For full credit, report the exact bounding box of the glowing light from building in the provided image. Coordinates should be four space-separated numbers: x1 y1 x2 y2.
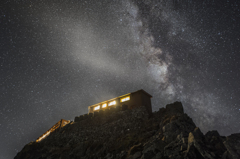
108 101 116 106
36 119 70 142
102 103 107 108
121 96 130 102
37 131 50 142
94 105 100 110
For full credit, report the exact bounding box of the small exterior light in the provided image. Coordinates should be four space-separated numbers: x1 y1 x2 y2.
121 96 130 102
108 101 116 106
102 103 107 108
94 105 100 110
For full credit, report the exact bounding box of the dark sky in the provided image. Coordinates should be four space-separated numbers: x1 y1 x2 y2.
1 0 240 158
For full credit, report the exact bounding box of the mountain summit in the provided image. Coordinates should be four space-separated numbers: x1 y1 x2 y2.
15 102 240 159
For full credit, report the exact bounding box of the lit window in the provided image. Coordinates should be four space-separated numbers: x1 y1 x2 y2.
94 105 100 110
108 101 116 106
102 103 107 108
121 96 130 102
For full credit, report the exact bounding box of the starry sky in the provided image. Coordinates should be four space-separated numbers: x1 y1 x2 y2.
1 0 240 158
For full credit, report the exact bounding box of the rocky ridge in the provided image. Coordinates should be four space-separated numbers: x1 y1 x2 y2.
15 102 240 159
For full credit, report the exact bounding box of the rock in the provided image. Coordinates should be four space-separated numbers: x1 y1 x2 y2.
205 130 220 140
105 153 114 159
132 151 141 159
205 130 227 158
223 133 240 159
128 143 143 156
164 139 182 157
152 152 163 159
188 127 204 146
14 101 240 159
187 127 216 159
222 151 232 159
71 143 88 157
116 151 127 159
181 144 188 151
166 101 184 114
163 121 181 143
185 144 205 159
140 150 155 159
162 115 196 143
142 139 166 155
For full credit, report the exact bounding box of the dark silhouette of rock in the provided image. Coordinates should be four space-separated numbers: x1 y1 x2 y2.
166 101 184 114
205 130 227 158
223 133 240 159
14 101 240 159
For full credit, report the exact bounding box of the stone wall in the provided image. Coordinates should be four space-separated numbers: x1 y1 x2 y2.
74 104 137 122
15 102 240 159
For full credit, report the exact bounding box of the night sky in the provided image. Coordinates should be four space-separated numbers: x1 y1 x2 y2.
1 0 240 158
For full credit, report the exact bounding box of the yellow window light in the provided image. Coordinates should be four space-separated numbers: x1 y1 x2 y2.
94 105 100 110
102 103 107 108
108 101 116 106
121 96 130 102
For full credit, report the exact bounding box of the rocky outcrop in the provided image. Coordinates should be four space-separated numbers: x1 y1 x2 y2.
223 133 240 159
14 101 240 159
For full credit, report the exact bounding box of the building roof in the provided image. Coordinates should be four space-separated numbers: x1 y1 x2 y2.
88 89 152 109
132 89 152 98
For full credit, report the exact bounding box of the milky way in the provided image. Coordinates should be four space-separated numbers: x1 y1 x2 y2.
1 1 240 158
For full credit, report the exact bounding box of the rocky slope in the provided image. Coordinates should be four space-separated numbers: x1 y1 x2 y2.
15 102 240 159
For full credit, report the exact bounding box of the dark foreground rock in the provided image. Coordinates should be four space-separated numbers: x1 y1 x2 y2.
15 101 240 159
